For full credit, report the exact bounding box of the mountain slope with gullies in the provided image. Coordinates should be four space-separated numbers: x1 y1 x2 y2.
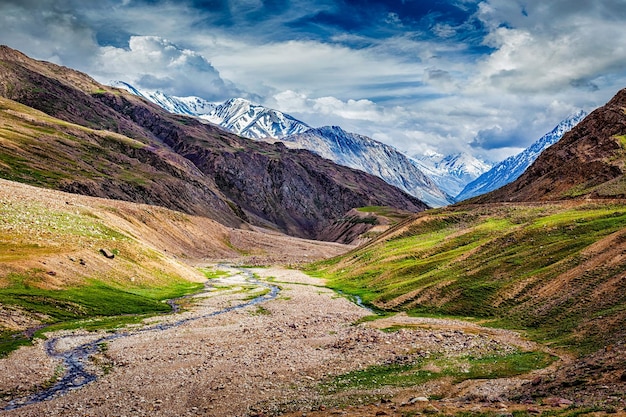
471 89 626 203
311 200 626 404
0 45 427 240
278 126 454 207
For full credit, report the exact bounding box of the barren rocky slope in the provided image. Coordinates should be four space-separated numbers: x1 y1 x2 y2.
0 179 348 342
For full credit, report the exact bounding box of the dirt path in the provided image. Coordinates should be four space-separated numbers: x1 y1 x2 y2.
0 266 566 417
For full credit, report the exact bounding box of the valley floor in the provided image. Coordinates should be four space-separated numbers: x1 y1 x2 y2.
1 265 612 417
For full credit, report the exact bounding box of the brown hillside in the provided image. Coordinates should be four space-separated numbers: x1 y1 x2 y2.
473 88 626 203
0 45 427 240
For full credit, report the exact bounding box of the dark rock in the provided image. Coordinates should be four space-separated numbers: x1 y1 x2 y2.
99 248 115 259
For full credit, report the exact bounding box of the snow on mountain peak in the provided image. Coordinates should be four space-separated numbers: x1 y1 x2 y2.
108 82 309 139
456 110 588 201
281 126 455 208
411 152 493 197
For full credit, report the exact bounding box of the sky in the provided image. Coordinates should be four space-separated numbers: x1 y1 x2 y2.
1 0 626 162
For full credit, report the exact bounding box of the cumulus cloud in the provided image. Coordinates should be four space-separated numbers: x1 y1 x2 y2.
94 36 240 99
271 90 392 122
0 0 100 66
471 0 626 95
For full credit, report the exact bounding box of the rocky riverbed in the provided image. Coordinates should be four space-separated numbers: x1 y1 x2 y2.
0 266 575 417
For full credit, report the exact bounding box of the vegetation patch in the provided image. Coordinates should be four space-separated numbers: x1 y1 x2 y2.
309 202 626 354
321 350 555 393
199 268 231 279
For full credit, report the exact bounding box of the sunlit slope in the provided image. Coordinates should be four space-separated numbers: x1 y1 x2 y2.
311 201 626 353
0 96 239 224
0 178 242 355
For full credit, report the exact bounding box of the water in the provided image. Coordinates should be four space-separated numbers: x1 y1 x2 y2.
4 267 279 411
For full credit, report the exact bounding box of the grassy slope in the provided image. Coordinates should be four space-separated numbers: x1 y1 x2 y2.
309 201 626 354
0 96 147 188
0 178 241 356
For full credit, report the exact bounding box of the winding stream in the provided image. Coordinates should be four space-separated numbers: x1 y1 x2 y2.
5 267 279 411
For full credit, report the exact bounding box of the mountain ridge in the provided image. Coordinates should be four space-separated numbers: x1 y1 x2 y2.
278 125 455 207
457 110 587 201
472 90 626 203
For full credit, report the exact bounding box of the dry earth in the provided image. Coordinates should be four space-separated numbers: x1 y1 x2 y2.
0 265 602 417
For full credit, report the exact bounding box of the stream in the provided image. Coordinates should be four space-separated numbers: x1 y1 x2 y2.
4 267 279 411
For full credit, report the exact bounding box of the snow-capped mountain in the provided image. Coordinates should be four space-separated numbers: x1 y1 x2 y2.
412 152 492 197
456 110 588 201
279 126 455 207
109 81 217 115
200 98 310 139
109 81 309 139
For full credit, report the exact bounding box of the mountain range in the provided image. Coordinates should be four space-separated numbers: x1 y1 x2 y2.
110 82 459 206
411 151 493 197
111 81 588 206
110 81 310 139
457 110 588 201
0 45 427 241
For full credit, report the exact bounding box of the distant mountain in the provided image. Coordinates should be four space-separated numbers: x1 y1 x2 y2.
457 111 587 201
110 82 310 139
411 152 492 197
278 126 455 208
110 81 217 116
472 91 626 203
200 98 311 139
112 82 453 207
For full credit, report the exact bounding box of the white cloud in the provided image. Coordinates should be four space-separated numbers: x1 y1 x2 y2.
271 90 393 123
202 38 421 100
93 36 240 99
1 0 626 163
471 0 626 95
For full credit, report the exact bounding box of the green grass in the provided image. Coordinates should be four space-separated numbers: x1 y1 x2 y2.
321 350 555 393
0 277 204 357
198 268 231 279
308 202 626 354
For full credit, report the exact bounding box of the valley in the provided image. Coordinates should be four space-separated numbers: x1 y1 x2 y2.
1 180 624 416
1 45 626 416
0 262 563 417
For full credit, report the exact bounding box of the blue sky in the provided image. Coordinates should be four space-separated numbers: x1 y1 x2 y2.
1 0 626 161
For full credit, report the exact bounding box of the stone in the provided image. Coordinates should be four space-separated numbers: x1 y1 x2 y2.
409 397 429 404
100 248 115 259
